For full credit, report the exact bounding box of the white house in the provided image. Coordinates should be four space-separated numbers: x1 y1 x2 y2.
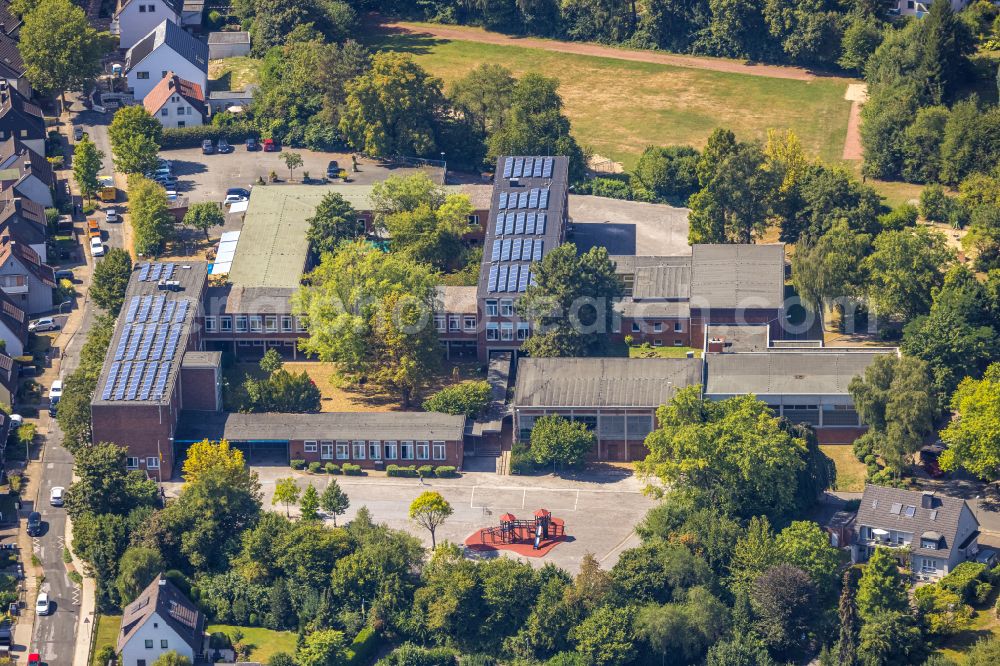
117 575 206 666
0 138 54 208
0 238 53 314
894 0 968 18
143 72 205 128
0 287 27 358
125 20 208 102
113 0 181 51
0 188 49 262
0 83 44 157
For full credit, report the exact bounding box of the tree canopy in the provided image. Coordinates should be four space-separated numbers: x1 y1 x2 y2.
89 248 132 315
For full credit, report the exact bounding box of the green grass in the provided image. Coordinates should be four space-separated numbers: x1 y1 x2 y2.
607 341 701 358
820 444 867 492
936 586 1000 663
91 615 122 666
363 29 855 168
207 57 261 92
206 625 298 663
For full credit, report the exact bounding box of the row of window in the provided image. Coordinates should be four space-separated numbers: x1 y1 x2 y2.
434 315 477 332
486 322 529 341
142 640 169 650
161 105 194 117
484 299 514 317
518 414 654 442
126 457 159 469
204 315 305 334
303 439 447 461
631 322 684 333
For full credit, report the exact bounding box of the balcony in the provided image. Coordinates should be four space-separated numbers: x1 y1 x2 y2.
0 283 28 295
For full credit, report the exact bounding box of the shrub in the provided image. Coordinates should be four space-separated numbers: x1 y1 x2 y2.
387 464 417 477
418 464 434 476
342 464 362 476
941 562 988 602
510 442 536 475
422 381 491 418
586 176 632 200
345 627 380 666
996 592 1000 617
95 646 116 666
248 612 259 626
161 123 255 149
324 462 340 474
843 498 861 512
919 183 950 223
290 459 305 470
853 432 876 461
435 466 457 478
308 461 322 473
976 581 993 605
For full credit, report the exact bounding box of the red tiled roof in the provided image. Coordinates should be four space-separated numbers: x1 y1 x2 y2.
143 71 206 118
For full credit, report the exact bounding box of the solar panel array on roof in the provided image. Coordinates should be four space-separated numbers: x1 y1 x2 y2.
136 262 179 283
497 188 550 210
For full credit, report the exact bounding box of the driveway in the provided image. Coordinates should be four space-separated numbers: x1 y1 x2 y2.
174 467 657 572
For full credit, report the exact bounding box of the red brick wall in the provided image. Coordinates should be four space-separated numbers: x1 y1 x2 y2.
288 437 464 469
612 316 692 347
91 401 178 479
180 366 220 411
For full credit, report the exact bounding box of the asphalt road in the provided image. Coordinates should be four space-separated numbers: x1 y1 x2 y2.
73 107 125 253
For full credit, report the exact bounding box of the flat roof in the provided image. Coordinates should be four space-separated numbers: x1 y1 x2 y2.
703 349 896 396
706 324 770 352
514 357 703 408
175 410 467 442
690 244 786 310
434 285 477 315
93 262 207 406
568 195 691 257
181 350 221 369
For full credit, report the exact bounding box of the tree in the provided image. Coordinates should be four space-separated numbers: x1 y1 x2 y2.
775 520 840 599
259 348 283 375
306 193 362 256
280 152 303 181
486 72 587 182
266 580 296 631
529 415 595 469
299 484 320 521
838 13 883 73
319 479 349 526
409 491 452 549
422 381 491 418
920 183 951 223
109 106 163 158
294 241 440 407
65 442 158 519
571 606 636 666
112 133 161 176
635 587 729 665
450 63 516 135
18 0 111 107
857 610 926 666
73 136 103 202
182 203 225 240
915 582 973 636
182 439 249 487
863 226 955 321
385 195 474 272
295 629 346 666
706 631 777 666
791 219 871 310
128 176 175 257
151 651 192 666
967 638 1000 666
728 515 778 594
750 564 818 659
89 248 132 315
272 477 300 517
242 369 321 413
837 568 861 666
517 244 623 357
939 364 1000 480
369 172 445 228
919 0 974 104
630 145 701 205
856 547 909 620
115 546 165 605
340 52 444 158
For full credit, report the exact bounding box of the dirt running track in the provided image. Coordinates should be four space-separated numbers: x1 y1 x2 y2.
374 19 817 81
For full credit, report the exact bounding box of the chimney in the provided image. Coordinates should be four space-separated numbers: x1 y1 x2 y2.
921 491 935 509
707 337 725 354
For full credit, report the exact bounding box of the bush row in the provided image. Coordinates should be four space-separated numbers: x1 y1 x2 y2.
386 464 458 478
941 561 988 602
161 123 256 149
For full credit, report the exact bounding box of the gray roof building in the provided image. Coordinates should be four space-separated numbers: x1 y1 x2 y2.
118 574 204 655
434 285 477 315
633 263 691 300
704 350 895 396
513 357 703 408
125 20 208 75
690 243 786 310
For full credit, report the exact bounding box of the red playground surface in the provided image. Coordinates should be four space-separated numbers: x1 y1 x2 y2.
464 509 569 558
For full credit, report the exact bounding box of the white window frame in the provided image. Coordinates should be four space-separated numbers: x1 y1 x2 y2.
304 440 317 453
500 322 513 341
235 315 247 332
352 440 366 460
653 322 663 333
220 316 232 332
250 316 263 332
281 316 293 332
336 441 349 460
296 317 307 332
384 441 397 459
464 316 476 331
369 441 382 460
401 441 414 460
434 315 445 331
486 300 498 317
147 457 159 469
674 322 683 333
432 441 445 460
416 441 430 460
517 322 529 340
320 441 333 460
204 316 216 332
486 323 499 341
449 317 460 332
126 457 139 469
264 315 277 332
500 299 514 316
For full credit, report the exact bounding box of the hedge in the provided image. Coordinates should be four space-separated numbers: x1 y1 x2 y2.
290 459 305 470
308 461 322 473
418 464 434 476
342 463 363 476
941 562 987 602
435 466 457 478
161 123 255 149
387 464 418 477
325 462 340 474
345 628 379 666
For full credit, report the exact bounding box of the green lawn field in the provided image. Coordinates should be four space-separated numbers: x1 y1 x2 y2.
207 624 298 662
91 615 122 666
364 29 855 169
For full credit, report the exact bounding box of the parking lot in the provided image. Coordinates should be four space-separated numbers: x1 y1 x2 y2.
166 466 656 572
159 146 445 206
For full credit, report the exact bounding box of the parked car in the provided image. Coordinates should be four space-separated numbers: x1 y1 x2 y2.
87 218 100 238
49 379 62 403
326 160 340 178
73 126 83 141
26 512 41 537
165 190 178 200
223 188 250 205
217 138 232 153
105 207 119 224
8 414 21 429
90 236 105 257
50 487 64 507
262 138 277 152
54 269 74 281
201 139 215 155
28 318 58 333
34 593 49 616
154 174 177 186
246 137 259 151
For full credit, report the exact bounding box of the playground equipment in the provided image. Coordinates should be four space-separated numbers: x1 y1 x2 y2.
480 508 565 550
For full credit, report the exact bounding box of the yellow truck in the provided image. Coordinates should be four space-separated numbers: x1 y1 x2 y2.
97 175 116 203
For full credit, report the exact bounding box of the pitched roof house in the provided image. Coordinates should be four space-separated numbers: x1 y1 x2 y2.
118 574 206 666
125 20 208 102
853 485 981 580
0 238 54 314
113 0 182 50
0 286 28 358
143 72 205 128
0 137 54 207
0 189 48 261
0 31 28 97
0 82 44 157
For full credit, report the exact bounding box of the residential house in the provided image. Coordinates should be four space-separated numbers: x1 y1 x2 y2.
852 485 981 580
0 32 29 97
0 83 44 157
0 189 49 262
0 238 54 314
205 87 256 116
143 71 205 129
125 20 208 102
0 351 14 408
0 1 23 38
117 574 206 666
0 286 28 357
207 31 249 59
113 0 182 50
0 137 54 207
894 0 968 18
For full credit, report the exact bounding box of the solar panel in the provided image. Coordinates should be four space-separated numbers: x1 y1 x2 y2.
525 213 536 235
126 325 143 359
523 158 533 176
539 189 549 209
512 239 522 261
165 326 181 360
532 159 543 178
490 240 501 262
521 239 532 260
507 265 520 291
163 263 175 280
519 192 529 208
153 361 170 399
151 324 168 360
513 158 523 178
138 263 150 282
500 239 511 261
125 297 140 324
502 157 513 179
537 214 546 235
114 362 132 400
126 361 145 400
137 295 152 323
151 263 164 282
499 192 508 209
114 326 131 360
163 301 176 323
518 267 530 291
174 300 189 323
528 190 539 208
514 212 525 235
542 158 553 177
497 265 508 293
504 214 515 236
102 362 121 400
533 240 544 261
488 265 498 291
150 295 164 324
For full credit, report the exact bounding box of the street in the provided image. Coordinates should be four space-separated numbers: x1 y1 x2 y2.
73 109 126 252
